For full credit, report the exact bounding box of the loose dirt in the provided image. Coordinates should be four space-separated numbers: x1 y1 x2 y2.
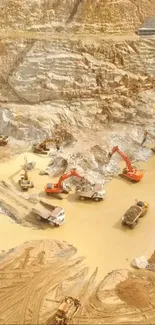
116 278 150 308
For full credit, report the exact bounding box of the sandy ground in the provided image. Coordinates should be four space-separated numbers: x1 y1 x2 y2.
0 239 155 324
0 149 155 282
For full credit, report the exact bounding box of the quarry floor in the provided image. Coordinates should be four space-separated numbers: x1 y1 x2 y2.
0 149 154 280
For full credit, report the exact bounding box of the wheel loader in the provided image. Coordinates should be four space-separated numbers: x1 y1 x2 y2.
122 200 149 229
18 165 34 191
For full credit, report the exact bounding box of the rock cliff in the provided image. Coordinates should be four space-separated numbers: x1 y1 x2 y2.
0 0 155 145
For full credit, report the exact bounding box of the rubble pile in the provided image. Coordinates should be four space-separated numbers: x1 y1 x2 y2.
53 124 77 147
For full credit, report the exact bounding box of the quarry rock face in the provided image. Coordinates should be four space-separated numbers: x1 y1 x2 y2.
0 1 155 149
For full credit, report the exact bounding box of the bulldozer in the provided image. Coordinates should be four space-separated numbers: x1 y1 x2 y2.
18 164 34 191
47 296 81 325
0 135 9 146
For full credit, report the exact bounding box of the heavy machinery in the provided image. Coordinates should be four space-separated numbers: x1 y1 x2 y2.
22 156 36 170
32 138 54 154
0 135 9 146
32 200 65 226
18 164 34 191
47 296 81 325
141 130 155 152
108 146 143 182
45 169 86 199
75 183 105 201
122 200 149 229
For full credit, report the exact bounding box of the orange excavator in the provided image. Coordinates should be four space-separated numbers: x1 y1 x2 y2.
108 146 143 182
45 169 86 199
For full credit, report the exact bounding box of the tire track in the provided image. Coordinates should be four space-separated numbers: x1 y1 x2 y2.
19 257 83 324
33 266 89 324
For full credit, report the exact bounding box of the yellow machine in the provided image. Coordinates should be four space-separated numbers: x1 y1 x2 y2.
32 138 57 154
18 164 34 191
122 200 149 229
47 296 81 325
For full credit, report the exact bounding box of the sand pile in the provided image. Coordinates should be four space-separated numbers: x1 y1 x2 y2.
116 278 150 308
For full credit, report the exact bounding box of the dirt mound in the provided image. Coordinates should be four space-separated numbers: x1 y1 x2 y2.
116 278 150 308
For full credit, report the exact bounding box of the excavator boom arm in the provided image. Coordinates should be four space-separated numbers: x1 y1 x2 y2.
57 169 84 188
109 146 133 172
141 130 155 146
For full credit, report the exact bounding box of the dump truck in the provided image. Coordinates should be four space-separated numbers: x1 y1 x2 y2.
31 200 65 226
46 296 81 325
122 201 149 228
75 183 105 201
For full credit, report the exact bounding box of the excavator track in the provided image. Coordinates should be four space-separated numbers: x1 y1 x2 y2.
46 193 63 200
119 173 139 183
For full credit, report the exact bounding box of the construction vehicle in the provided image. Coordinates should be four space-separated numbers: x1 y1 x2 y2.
22 156 36 170
47 296 81 325
141 130 155 152
122 200 149 229
76 183 105 201
32 200 65 226
18 164 34 191
108 146 143 182
45 169 86 199
0 135 9 146
32 138 54 154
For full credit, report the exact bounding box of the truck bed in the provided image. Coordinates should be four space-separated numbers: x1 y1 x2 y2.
32 201 62 220
123 205 141 223
76 183 103 198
